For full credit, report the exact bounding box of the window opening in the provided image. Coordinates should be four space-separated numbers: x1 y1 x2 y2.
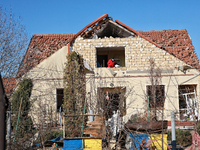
96 47 125 68
56 88 64 112
146 85 165 108
179 85 198 121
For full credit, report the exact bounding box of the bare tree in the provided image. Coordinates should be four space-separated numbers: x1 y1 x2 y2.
0 6 28 78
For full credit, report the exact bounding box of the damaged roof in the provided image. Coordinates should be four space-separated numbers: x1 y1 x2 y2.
73 14 199 69
17 14 199 78
138 30 199 69
17 33 74 78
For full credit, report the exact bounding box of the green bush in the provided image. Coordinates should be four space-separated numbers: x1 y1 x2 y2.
167 129 192 147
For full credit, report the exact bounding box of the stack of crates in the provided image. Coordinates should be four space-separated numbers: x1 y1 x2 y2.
63 137 102 150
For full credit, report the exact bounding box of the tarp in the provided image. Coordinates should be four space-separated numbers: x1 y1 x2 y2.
35 135 63 147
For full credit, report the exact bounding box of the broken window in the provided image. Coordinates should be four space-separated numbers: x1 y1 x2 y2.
146 85 165 108
97 87 126 120
179 85 198 121
96 47 125 68
56 88 64 112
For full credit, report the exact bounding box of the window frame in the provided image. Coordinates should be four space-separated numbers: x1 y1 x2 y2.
56 88 64 112
146 85 165 109
96 47 126 68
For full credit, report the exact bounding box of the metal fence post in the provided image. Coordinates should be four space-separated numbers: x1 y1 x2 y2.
171 112 176 150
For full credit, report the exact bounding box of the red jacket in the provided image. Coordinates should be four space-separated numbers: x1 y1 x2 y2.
107 59 115 68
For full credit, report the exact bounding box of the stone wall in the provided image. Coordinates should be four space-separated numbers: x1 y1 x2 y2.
73 36 186 71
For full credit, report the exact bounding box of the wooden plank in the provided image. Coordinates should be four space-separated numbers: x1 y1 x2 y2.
86 122 103 126
94 117 103 121
64 114 100 117
85 126 102 130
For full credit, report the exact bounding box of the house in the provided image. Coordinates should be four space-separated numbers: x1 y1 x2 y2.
2 78 16 99
17 14 200 126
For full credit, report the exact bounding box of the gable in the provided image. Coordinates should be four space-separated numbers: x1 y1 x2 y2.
17 33 74 78
72 15 199 70
24 46 69 79
73 35 187 71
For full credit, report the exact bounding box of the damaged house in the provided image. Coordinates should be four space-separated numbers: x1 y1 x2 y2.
17 14 200 128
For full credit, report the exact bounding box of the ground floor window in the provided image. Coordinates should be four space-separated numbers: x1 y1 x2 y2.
56 88 64 112
146 85 165 108
179 85 198 121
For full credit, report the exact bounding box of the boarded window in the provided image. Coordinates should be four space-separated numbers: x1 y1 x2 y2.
147 85 165 108
56 89 64 112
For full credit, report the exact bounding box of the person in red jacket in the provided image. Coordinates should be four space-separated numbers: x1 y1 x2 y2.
107 57 115 68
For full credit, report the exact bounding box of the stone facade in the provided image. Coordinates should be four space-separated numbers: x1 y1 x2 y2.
73 36 186 71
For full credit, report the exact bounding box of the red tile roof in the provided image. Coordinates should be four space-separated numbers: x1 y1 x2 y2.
138 29 199 69
17 33 75 78
2 78 16 94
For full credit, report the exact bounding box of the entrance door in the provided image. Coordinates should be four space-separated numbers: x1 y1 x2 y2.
97 87 126 120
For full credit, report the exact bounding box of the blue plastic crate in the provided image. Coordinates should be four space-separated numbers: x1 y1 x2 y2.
63 138 83 150
130 134 149 150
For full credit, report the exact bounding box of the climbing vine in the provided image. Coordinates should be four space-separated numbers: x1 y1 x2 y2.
63 51 86 137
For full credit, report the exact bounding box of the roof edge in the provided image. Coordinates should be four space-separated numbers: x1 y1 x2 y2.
69 14 108 43
33 33 75 37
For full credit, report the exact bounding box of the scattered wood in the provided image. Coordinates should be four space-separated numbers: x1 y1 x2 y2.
64 114 100 117
84 116 106 138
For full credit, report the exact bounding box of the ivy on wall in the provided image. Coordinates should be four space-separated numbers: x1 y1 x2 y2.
12 78 34 139
63 51 86 137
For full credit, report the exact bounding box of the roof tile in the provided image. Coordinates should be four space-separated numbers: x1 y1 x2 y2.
138 29 199 69
2 78 16 94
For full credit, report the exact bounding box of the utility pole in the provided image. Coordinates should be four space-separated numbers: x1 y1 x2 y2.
171 112 176 150
0 74 7 150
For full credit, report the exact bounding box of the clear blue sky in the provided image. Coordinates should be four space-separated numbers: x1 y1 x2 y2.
1 0 200 59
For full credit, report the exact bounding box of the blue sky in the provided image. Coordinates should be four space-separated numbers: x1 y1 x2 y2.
1 0 200 59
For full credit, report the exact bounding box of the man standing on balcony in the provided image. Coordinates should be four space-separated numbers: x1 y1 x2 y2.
107 57 115 68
